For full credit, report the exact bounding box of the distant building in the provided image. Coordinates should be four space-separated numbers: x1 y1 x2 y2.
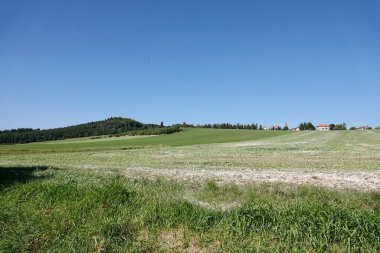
357 126 370 130
316 124 330 131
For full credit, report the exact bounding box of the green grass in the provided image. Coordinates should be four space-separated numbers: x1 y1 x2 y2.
0 128 291 152
1 130 380 171
1 129 380 252
1 167 379 252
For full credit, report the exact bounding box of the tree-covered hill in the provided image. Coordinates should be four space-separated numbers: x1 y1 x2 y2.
0 117 177 144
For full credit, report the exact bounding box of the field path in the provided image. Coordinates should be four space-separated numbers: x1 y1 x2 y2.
124 168 380 191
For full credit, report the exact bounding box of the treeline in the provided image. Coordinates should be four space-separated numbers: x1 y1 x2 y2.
175 122 291 130
0 117 165 144
177 122 267 130
329 123 346 130
196 123 261 130
127 126 182 136
298 122 347 131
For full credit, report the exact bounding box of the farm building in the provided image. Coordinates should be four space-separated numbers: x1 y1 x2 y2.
316 124 330 131
357 126 370 130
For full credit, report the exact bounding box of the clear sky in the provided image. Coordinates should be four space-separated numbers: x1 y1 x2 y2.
1 0 379 129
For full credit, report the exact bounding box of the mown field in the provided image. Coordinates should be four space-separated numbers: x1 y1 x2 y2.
1 129 380 252
0 128 290 152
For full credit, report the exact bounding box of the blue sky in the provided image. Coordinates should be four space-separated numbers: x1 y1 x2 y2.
1 0 379 129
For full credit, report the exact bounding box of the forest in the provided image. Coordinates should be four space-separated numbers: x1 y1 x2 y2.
0 117 179 144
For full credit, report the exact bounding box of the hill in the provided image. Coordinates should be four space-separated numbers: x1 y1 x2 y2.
0 117 171 144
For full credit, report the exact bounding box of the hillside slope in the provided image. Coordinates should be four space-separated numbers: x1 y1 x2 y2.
0 117 157 144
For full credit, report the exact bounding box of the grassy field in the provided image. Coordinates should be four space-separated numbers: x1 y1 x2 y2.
1 129 380 171
1 129 380 252
0 128 291 152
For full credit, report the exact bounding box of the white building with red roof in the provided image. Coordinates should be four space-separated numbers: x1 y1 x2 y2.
316 124 330 131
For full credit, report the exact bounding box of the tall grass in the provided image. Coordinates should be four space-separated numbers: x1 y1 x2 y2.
1 167 379 252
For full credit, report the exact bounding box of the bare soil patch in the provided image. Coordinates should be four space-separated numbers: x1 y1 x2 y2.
124 167 380 191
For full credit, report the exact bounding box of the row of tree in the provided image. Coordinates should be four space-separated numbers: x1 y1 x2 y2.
195 123 262 130
0 117 170 144
187 122 350 131
297 122 348 131
181 122 289 130
127 125 181 136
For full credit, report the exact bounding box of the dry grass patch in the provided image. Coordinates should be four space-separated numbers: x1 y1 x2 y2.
158 229 220 253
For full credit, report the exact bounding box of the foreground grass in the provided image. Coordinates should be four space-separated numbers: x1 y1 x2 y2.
1 167 379 252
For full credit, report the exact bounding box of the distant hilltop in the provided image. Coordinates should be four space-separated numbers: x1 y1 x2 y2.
0 117 180 144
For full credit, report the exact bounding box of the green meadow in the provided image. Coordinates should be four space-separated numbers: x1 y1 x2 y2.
1 129 380 252
0 128 290 152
